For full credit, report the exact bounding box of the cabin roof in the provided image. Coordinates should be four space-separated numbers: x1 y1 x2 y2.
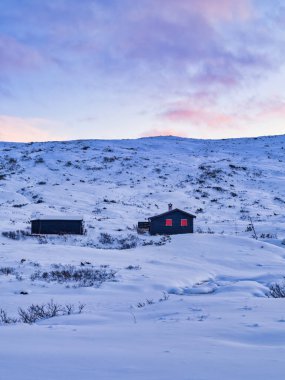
31 215 83 221
148 208 196 220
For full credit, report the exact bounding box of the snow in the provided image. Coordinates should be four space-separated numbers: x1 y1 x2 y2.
0 135 285 379
31 215 84 221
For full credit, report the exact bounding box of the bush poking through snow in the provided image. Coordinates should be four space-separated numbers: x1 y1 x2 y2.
103 156 117 163
117 234 138 249
98 233 114 245
260 233 277 239
98 233 138 249
0 309 18 324
159 292 170 302
0 300 85 325
0 267 16 276
30 264 116 287
2 230 30 240
136 292 170 309
125 265 141 270
35 157 44 164
196 227 215 234
268 282 285 298
18 300 62 323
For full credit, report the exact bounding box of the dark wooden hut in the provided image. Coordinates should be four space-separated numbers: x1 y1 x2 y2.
138 204 196 235
31 216 84 235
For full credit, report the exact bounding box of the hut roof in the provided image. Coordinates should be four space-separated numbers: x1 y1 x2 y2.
149 208 196 220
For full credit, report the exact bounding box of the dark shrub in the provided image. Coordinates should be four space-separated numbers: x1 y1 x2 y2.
31 265 116 287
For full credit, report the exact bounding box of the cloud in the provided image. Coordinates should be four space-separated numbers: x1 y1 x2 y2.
257 99 285 120
0 0 283 141
179 0 253 22
0 0 273 90
83 0 268 90
135 0 254 27
0 115 66 142
0 35 44 73
161 107 235 128
157 95 285 139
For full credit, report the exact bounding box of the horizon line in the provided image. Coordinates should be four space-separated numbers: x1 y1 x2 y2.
0 133 285 145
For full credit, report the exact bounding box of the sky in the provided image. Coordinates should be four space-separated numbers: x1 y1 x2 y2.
1 0 285 142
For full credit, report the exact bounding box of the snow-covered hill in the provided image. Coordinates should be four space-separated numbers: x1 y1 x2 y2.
0 135 285 380
0 135 285 245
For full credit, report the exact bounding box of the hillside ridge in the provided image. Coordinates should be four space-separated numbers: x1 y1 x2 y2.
0 134 284 246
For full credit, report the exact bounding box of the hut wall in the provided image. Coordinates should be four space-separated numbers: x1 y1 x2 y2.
31 220 83 235
149 210 194 235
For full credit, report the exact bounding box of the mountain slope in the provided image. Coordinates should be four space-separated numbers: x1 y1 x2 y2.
0 135 284 244
1 135 285 379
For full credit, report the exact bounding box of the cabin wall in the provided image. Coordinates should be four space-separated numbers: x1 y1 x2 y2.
31 220 83 235
149 211 194 235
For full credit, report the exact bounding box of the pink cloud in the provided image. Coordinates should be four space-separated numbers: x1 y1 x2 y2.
162 107 235 128
187 0 253 22
157 97 285 139
96 0 260 92
133 0 253 23
0 115 66 142
257 100 285 119
0 35 44 72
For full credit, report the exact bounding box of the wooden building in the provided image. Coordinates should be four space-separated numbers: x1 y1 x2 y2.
31 216 84 235
138 204 196 235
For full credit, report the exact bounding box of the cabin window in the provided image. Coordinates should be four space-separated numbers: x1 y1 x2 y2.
165 219 172 226
181 219 188 227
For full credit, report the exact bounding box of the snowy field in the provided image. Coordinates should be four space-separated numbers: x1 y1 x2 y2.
0 135 285 379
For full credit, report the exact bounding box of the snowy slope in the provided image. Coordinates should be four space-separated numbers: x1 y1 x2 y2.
0 135 285 379
1 235 285 379
0 135 285 244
